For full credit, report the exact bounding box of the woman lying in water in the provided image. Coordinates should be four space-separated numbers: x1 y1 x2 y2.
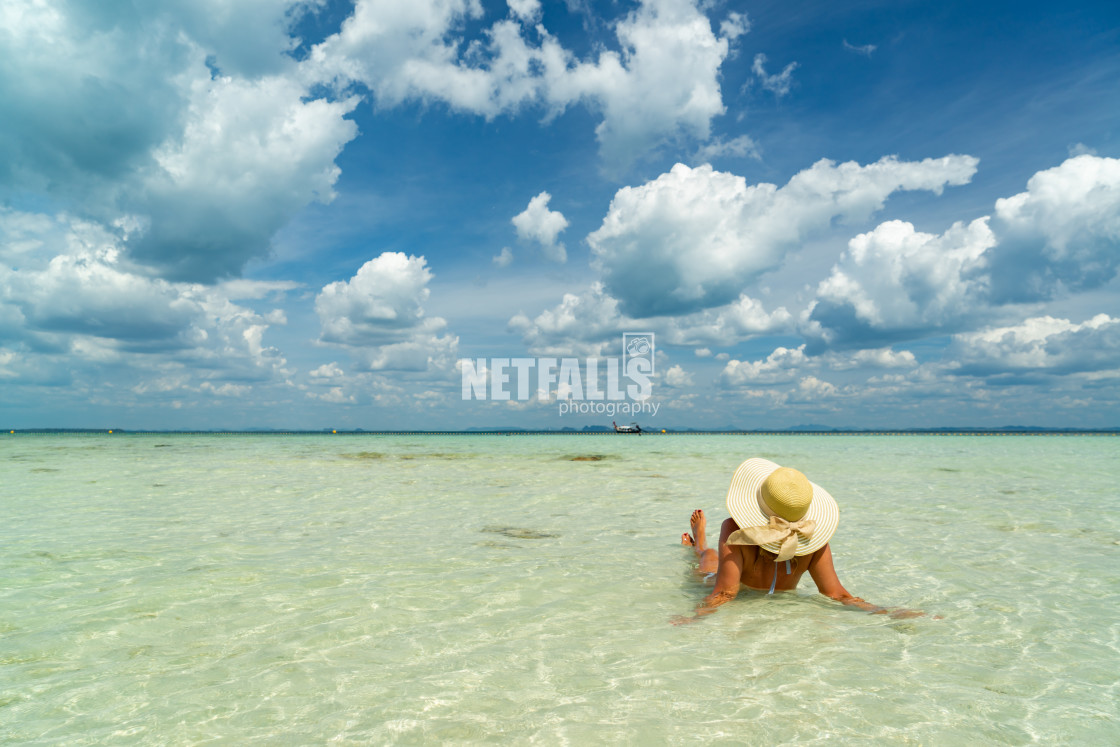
674 458 921 623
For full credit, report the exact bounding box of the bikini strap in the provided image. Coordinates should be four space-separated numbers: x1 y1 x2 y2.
767 559 792 595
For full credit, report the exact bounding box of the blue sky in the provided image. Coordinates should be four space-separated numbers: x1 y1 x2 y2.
1 0 1119 430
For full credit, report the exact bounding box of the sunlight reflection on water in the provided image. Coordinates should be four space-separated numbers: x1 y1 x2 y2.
2 434 1118 744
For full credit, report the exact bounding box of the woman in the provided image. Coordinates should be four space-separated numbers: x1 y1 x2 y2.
676 458 919 621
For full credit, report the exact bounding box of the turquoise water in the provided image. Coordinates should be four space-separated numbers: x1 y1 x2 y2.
2 434 1118 744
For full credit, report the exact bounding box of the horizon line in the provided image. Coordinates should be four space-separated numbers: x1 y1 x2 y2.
5 427 1118 436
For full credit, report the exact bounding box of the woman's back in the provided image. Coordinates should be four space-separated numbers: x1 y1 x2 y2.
724 517 815 592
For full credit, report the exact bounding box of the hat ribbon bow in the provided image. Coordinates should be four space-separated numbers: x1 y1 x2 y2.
726 516 816 562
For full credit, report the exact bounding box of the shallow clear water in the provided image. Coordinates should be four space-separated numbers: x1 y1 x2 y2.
2 433 1118 744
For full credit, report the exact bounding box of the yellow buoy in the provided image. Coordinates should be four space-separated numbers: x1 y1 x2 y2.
332 429 337 434
108 430 113 433
662 429 666 433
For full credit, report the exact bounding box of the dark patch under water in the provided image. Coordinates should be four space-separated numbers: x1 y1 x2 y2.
481 526 559 540
339 452 385 460
567 455 610 462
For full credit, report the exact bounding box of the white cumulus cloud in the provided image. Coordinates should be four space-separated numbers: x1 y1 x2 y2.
512 192 569 262
986 154 1120 302
720 345 809 386
310 362 346 379
0 0 360 283
588 155 979 317
135 74 359 280
508 282 623 357
0 210 294 391
507 0 541 22
508 281 792 357
315 252 458 372
493 247 514 267
948 314 1120 377
664 363 694 387
657 294 793 346
832 347 918 370
806 217 995 349
806 155 1120 350
307 0 743 170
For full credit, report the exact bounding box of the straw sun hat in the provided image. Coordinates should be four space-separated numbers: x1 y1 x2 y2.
725 458 839 561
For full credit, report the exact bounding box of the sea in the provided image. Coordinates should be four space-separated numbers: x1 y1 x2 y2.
2 433 1118 745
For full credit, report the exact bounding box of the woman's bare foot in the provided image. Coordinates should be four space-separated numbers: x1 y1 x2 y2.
681 509 718 575
690 509 708 552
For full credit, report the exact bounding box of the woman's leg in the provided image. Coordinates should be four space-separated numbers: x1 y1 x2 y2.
681 509 719 574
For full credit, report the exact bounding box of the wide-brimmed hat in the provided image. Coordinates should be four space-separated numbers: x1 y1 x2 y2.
725 458 838 560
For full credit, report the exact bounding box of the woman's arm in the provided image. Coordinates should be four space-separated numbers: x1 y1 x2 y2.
697 539 743 615
808 544 922 617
